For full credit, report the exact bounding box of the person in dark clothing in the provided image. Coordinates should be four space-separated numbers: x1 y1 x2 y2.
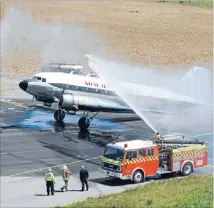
79 165 89 191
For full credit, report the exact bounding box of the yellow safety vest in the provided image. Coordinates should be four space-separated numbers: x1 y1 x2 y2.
45 172 55 182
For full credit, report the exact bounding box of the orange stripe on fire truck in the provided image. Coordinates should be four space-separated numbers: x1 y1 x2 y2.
121 156 159 165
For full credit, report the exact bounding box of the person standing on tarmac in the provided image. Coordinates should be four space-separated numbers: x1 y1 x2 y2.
61 165 70 192
45 168 55 196
79 165 89 191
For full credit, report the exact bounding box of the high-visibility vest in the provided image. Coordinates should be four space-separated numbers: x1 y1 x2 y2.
45 172 55 182
62 169 70 180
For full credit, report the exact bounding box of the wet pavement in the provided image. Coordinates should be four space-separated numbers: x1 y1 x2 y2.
0 99 154 177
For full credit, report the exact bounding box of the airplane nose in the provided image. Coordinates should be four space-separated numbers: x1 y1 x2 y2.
19 80 28 91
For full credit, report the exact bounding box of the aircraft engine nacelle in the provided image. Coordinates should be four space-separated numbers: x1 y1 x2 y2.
35 96 55 103
58 94 77 111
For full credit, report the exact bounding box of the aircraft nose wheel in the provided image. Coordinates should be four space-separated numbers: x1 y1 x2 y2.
78 117 90 130
54 109 65 121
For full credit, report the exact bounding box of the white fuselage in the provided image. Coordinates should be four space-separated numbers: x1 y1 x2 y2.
20 72 129 110
19 71 200 114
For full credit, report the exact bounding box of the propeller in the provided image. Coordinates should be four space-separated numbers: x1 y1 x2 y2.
56 88 77 115
57 88 66 109
59 88 65 101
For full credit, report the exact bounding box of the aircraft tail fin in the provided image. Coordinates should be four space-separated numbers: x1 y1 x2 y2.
181 67 213 105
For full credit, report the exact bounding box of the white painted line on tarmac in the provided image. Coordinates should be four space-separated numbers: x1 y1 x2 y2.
2 160 33 165
8 150 48 154
9 156 102 177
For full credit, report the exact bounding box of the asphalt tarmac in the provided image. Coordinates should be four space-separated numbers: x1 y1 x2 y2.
0 99 154 177
0 99 213 207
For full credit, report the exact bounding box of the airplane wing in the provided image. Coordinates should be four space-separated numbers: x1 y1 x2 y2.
57 89 180 115
77 104 133 113
58 86 200 116
74 100 180 115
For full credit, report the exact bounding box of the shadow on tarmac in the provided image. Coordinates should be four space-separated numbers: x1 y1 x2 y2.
34 194 47 196
89 173 180 186
89 177 133 186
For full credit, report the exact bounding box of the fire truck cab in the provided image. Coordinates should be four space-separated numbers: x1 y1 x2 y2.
99 138 208 183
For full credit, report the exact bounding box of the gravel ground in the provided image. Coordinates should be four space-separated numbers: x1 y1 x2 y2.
1 0 212 79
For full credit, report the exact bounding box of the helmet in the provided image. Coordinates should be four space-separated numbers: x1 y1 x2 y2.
62 165 67 170
48 168 51 172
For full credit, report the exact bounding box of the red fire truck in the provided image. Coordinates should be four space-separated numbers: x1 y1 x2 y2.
99 135 208 183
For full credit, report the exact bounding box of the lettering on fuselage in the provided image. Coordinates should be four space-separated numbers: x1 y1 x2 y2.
85 81 106 89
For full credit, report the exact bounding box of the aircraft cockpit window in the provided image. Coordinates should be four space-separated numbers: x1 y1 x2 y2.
32 76 42 81
42 78 46 82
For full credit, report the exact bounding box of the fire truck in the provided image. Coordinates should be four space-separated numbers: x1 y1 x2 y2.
98 134 208 183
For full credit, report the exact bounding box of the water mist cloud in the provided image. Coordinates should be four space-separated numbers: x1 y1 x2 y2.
1 6 106 71
86 54 213 137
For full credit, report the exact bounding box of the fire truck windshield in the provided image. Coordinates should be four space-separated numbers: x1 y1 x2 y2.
103 146 124 161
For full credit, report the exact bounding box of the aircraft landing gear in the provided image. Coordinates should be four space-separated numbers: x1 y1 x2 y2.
78 111 99 130
54 109 65 122
44 102 52 107
78 117 90 130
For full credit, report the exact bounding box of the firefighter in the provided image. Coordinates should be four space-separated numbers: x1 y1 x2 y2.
45 168 55 196
79 165 89 191
61 165 70 192
152 132 162 142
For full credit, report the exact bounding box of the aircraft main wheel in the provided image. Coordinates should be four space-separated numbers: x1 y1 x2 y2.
78 117 90 130
54 109 65 121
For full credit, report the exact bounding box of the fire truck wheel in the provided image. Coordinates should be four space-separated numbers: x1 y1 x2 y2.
132 170 145 183
181 162 193 176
